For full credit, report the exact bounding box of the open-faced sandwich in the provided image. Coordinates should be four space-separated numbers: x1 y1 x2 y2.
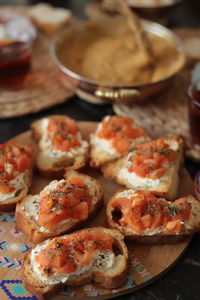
28 3 72 35
31 115 89 179
22 227 129 297
102 136 184 200
107 189 200 244
90 115 150 168
0 141 32 211
15 170 103 243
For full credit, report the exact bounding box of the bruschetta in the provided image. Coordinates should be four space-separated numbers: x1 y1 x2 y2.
28 3 72 35
22 227 129 297
0 141 32 211
102 136 184 201
15 170 103 243
90 115 150 168
31 115 89 179
107 189 200 244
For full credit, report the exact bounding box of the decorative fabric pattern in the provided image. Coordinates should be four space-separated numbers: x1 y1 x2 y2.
10 228 23 238
0 242 31 253
0 280 38 300
0 226 7 236
0 256 21 270
0 214 15 223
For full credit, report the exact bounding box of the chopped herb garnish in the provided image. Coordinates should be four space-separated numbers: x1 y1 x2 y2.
43 268 51 274
55 242 63 248
168 206 179 216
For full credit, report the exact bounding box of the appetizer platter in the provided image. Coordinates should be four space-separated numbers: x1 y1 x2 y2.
0 116 195 300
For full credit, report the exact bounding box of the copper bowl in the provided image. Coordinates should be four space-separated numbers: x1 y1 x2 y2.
51 17 186 104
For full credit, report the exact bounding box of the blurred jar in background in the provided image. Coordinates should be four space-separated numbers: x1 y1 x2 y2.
188 79 200 144
0 10 36 88
0 40 31 88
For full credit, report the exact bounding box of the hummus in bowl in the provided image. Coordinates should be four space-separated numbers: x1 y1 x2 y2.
51 17 185 103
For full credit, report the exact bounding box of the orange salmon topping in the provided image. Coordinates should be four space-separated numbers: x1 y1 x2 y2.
0 142 32 194
37 231 114 275
47 118 81 152
112 191 191 234
38 178 91 229
98 116 144 155
128 139 177 179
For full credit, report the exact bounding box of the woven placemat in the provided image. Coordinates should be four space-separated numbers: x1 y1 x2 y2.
0 7 74 118
113 29 200 161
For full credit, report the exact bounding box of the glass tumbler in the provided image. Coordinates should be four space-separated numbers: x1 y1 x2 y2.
0 10 37 88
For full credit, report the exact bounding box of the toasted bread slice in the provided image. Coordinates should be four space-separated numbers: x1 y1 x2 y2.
107 189 200 244
15 170 103 244
22 227 129 297
31 115 89 179
0 142 32 212
28 3 72 35
90 115 151 168
102 136 184 201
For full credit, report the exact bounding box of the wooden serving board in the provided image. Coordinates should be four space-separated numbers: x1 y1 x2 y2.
0 122 192 300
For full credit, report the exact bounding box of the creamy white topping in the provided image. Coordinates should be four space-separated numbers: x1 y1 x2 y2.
24 180 69 232
116 189 136 199
30 241 115 285
114 190 164 235
118 167 162 188
41 179 62 194
117 139 179 189
91 136 119 156
23 194 73 233
0 172 26 203
23 176 95 232
112 190 166 235
92 116 148 156
113 190 197 235
39 118 88 159
91 119 118 156
24 195 40 220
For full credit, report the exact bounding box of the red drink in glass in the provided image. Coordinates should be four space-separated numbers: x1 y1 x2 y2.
0 40 31 88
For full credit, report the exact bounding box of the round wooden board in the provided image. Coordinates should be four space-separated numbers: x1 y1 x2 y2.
1 122 192 300
0 7 74 119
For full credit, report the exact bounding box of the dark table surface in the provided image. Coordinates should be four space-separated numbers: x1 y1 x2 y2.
2 0 200 299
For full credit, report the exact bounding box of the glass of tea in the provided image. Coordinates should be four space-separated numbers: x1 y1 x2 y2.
188 79 200 144
0 10 37 88
0 40 32 88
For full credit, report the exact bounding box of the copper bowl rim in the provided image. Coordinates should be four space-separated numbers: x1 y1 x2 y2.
128 0 183 9
50 18 186 89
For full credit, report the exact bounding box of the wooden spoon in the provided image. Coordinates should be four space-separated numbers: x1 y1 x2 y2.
118 0 154 64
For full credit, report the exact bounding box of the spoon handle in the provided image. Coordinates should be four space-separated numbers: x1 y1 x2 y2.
119 0 154 63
